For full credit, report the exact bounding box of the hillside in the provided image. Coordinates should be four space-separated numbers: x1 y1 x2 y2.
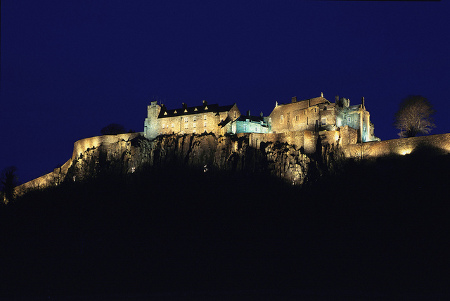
2 149 450 299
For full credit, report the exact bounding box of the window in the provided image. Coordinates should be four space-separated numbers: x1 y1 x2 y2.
243 124 247 131
280 115 284 123
184 117 189 122
193 123 196 128
171 123 174 128
193 129 196 133
347 117 351 123
204 121 207 127
193 116 197 121
321 118 327 125
295 116 299 121
203 115 207 120
184 123 188 129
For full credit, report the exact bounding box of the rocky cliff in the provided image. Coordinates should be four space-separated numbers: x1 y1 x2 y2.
65 133 312 186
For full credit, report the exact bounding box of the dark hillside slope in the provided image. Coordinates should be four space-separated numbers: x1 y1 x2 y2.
1 151 450 298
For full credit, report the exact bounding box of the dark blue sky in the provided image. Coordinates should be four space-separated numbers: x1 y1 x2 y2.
2 0 449 184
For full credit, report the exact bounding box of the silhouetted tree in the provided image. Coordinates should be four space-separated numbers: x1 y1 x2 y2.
1 166 18 203
101 123 126 135
394 95 435 138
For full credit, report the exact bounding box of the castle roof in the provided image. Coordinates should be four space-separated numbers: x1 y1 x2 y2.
276 96 329 107
234 115 265 123
158 103 235 118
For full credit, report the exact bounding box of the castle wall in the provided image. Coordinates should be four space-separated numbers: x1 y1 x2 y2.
15 130 450 196
340 133 450 159
16 133 142 195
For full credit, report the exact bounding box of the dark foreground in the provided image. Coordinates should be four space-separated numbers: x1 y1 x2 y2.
2 151 450 299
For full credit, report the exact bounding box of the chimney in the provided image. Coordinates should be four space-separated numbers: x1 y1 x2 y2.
335 95 339 103
260 112 263 117
320 92 323 97
202 100 207 106
247 110 251 117
182 102 187 108
291 96 297 103
361 96 365 109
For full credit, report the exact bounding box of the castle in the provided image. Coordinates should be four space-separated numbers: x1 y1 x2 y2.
14 92 450 196
144 93 380 149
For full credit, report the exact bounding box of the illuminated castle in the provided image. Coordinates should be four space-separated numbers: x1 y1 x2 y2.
144 93 380 148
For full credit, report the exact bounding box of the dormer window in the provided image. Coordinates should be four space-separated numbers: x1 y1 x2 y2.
205 106 208 110
194 107 198 111
184 109 188 113
164 111 168 115
174 110 177 114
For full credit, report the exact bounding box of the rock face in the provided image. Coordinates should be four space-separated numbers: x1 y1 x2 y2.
130 133 311 185
17 132 317 195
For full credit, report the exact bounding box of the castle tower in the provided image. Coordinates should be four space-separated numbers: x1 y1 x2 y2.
144 101 161 139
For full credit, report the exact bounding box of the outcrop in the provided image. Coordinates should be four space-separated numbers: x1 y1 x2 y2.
54 133 314 189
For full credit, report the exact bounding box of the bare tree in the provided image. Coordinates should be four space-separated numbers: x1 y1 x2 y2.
1 166 18 204
394 95 435 138
101 123 126 135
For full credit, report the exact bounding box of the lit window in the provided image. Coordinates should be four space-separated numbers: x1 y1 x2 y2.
203 115 207 120
234 112 237 118
193 129 196 133
193 123 196 128
193 116 197 121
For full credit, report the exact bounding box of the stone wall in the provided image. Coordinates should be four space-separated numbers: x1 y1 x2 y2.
15 131 450 196
340 133 450 159
16 133 141 195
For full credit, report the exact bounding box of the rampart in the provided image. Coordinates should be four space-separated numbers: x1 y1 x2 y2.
15 131 450 196
16 133 142 194
340 133 450 159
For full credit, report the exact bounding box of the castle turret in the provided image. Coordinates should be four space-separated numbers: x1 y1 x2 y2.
144 101 161 139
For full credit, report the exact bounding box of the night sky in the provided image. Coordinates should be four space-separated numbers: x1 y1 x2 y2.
1 0 449 184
